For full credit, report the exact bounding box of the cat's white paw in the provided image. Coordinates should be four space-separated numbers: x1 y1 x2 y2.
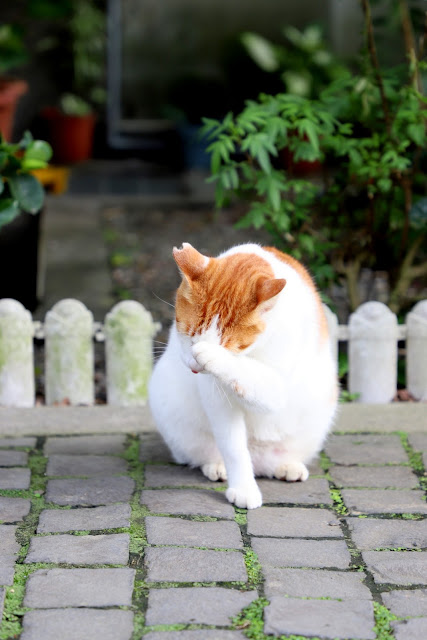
226 483 263 509
274 462 309 482
202 462 227 482
192 342 226 376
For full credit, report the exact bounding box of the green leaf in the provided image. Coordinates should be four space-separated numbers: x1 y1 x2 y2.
0 199 20 230
8 174 44 214
407 123 425 147
23 140 52 167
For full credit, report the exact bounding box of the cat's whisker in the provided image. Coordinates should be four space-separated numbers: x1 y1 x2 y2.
152 291 175 309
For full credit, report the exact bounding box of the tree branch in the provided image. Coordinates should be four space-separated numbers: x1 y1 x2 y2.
360 0 391 135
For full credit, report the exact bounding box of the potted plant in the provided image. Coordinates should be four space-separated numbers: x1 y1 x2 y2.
0 131 52 310
41 0 106 163
203 0 427 317
0 24 29 141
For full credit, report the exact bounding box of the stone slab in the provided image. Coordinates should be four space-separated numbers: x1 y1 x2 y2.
145 547 247 582
24 568 135 607
144 464 213 487
382 589 427 616
247 506 343 538
145 587 257 625
264 596 376 639
25 533 130 565
252 537 351 569
0 437 36 448
141 489 234 519
408 433 427 452
0 468 31 489
0 404 424 437
144 632 247 640
0 524 19 585
392 618 427 640
257 477 332 504
145 516 243 549
37 504 131 533
342 489 427 514
46 454 128 477
263 567 372 599
362 551 427 585
139 432 174 462
20 608 134 640
330 465 419 489
347 517 427 550
46 476 135 506
0 450 28 466
44 434 127 455
0 496 31 523
0 406 155 436
325 434 407 464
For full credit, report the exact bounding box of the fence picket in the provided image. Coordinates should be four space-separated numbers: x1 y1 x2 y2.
45 299 94 405
406 300 427 401
0 299 34 407
0 297 426 407
105 300 160 406
348 301 398 403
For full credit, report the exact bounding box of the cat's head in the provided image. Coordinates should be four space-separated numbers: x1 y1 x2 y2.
173 243 286 359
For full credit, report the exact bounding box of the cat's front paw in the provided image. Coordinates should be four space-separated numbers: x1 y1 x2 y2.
202 462 227 482
226 482 262 509
274 462 309 482
192 341 228 376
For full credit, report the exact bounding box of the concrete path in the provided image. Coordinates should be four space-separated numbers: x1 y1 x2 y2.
1 407 427 639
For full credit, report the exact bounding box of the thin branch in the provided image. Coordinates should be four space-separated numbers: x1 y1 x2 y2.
398 0 421 90
360 0 391 135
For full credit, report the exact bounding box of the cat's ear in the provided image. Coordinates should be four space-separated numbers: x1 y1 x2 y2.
256 278 286 304
173 243 209 281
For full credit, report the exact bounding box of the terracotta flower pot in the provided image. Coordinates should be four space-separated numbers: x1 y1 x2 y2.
0 79 28 141
42 107 96 164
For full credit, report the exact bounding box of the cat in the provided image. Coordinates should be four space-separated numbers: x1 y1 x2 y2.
149 242 338 509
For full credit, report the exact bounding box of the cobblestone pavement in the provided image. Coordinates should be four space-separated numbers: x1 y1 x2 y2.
1 428 427 640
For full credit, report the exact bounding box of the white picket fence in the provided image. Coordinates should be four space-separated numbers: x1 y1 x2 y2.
0 297 426 407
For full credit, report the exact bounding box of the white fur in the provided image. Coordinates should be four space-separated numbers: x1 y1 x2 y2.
149 244 338 509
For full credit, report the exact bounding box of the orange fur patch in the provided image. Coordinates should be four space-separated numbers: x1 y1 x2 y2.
175 251 281 352
264 246 329 345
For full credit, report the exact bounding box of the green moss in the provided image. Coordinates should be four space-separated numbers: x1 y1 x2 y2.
373 602 398 640
396 431 425 474
232 597 269 639
244 549 263 587
330 488 348 515
235 508 247 526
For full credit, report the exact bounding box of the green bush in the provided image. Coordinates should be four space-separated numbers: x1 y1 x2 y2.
203 0 427 314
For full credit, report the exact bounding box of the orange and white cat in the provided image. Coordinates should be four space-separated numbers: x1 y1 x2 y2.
149 243 338 509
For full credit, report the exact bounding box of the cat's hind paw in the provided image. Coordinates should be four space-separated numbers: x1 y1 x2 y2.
202 462 227 482
274 462 309 482
226 483 262 509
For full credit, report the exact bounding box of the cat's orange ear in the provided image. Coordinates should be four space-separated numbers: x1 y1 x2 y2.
173 243 209 281
256 278 286 304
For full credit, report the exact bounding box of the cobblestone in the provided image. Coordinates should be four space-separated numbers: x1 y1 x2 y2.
145 515 243 548
20 609 134 640
145 587 257 625
0 496 31 523
37 504 131 533
0 467 31 489
252 537 351 569
46 454 128 477
141 488 235 518
362 550 427 584
145 547 248 582
329 465 419 488
46 476 135 505
25 533 130 565
346 517 427 549
247 506 343 537
1 410 427 640
342 488 427 514
24 568 135 608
